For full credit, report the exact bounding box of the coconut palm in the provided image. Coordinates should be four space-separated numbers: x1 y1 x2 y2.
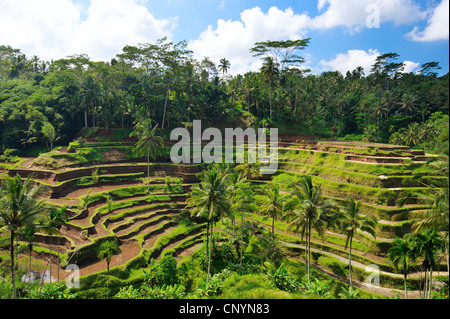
97 239 120 299
399 93 417 116
260 183 286 239
80 75 101 128
186 164 231 282
260 56 279 119
40 206 68 282
283 176 338 283
130 119 165 194
218 58 230 77
0 174 47 299
388 236 416 299
340 197 377 288
410 229 445 298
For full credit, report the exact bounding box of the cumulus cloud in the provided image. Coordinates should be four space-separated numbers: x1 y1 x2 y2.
402 61 420 73
407 0 449 42
188 6 311 75
319 49 380 75
0 0 177 61
319 49 420 75
311 0 425 32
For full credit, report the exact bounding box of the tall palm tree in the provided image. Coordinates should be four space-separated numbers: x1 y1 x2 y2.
18 224 38 297
410 229 445 299
395 161 449 274
218 58 230 78
260 56 279 120
388 236 415 299
97 239 120 299
40 206 68 282
399 93 417 116
340 198 377 288
260 183 286 239
186 164 231 282
0 175 47 299
283 176 338 283
80 75 101 128
130 119 165 194
231 176 254 268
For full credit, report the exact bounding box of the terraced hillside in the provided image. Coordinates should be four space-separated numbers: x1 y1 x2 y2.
2 130 446 297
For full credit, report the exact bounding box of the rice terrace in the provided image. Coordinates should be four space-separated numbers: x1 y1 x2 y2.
0 0 449 305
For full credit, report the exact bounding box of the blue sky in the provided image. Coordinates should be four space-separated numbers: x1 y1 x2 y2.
1 0 448 76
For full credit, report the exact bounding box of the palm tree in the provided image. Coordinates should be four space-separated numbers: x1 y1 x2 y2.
0 175 47 299
260 183 286 239
402 122 420 147
260 56 279 119
231 176 254 268
388 236 415 299
40 206 68 282
410 229 445 298
130 119 165 194
396 165 449 274
418 122 437 152
18 224 38 297
340 198 377 288
97 239 120 299
218 58 230 78
399 93 417 116
80 75 101 128
283 176 338 283
186 164 231 282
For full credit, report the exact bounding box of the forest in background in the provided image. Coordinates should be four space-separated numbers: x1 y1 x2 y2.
0 38 448 158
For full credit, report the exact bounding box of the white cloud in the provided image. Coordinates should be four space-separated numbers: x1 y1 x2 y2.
0 0 177 61
319 49 380 75
319 49 420 75
188 6 311 75
402 60 420 73
407 0 449 42
311 0 425 32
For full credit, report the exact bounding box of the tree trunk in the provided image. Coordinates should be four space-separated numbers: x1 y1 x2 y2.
240 212 244 269
271 214 275 239
161 86 170 129
147 147 150 195
106 262 110 299
404 273 408 299
268 81 272 120
207 219 213 283
84 110 88 128
307 219 311 284
445 240 449 276
428 269 433 299
10 230 16 299
349 237 353 288
29 242 33 298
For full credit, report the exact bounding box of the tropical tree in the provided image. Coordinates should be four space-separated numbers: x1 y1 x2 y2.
260 56 279 119
218 58 230 78
130 119 165 194
0 175 47 299
40 206 68 282
283 175 338 283
186 164 231 282
388 236 416 299
339 198 377 288
399 93 417 116
41 121 56 150
80 75 102 128
260 183 286 239
97 239 120 299
410 229 445 299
